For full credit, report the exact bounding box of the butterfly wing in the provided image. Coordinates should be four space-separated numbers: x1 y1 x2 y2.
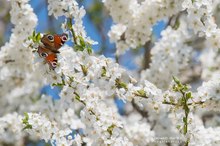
37 46 58 70
40 34 54 51
54 33 68 50
37 46 51 58
45 53 58 70
41 33 68 53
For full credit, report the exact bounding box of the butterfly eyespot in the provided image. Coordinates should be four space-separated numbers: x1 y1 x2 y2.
62 36 67 41
47 35 54 41
61 34 68 42
41 52 48 57
51 62 57 67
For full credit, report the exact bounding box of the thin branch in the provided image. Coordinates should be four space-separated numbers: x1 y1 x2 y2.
142 40 152 69
131 99 149 118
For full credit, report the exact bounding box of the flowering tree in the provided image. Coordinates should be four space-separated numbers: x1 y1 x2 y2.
0 0 220 146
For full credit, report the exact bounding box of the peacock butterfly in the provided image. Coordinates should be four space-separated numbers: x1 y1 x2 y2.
37 33 68 70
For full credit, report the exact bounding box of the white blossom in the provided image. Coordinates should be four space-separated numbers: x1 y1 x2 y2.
104 0 184 54
196 74 220 111
141 24 192 90
0 0 220 146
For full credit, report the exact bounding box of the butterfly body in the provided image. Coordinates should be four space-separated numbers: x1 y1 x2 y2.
37 33 68 70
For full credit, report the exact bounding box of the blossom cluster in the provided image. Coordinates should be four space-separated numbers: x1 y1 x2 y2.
196 74 220 111
0 0 41 114
140 23 192 89
0 113 24 145
105 0 184 54
200 47 220 79
0 0 220 146
183 0 220 53
48 0 95 45
24 112 83 146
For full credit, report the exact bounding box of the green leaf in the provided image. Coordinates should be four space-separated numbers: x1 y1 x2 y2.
185 105 190 115
68 76 74 82
80 65 88 76
176 125 181 130
36 33 41 42
22 112 32 130
32 30 36 37
173 20 180 30
137 89 145 96
115 78 128 90
23 124 32 130
135 89 148 98
87 46 92 54
182 85 189 91
28 36 32 40
79 36 85 47
186 92 192 99
107 124 115 135
183 117 187 123
22 112 29 124
101 66 107 77
172 76 180 85
154 106 159 110
74 45 84 51
52 83 65 87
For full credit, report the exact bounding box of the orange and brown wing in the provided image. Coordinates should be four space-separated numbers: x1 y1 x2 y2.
53 34 62 50
41 33 68 53
41 34 55 50
37 46 51 57
37 46 58 70
45 53 58 70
